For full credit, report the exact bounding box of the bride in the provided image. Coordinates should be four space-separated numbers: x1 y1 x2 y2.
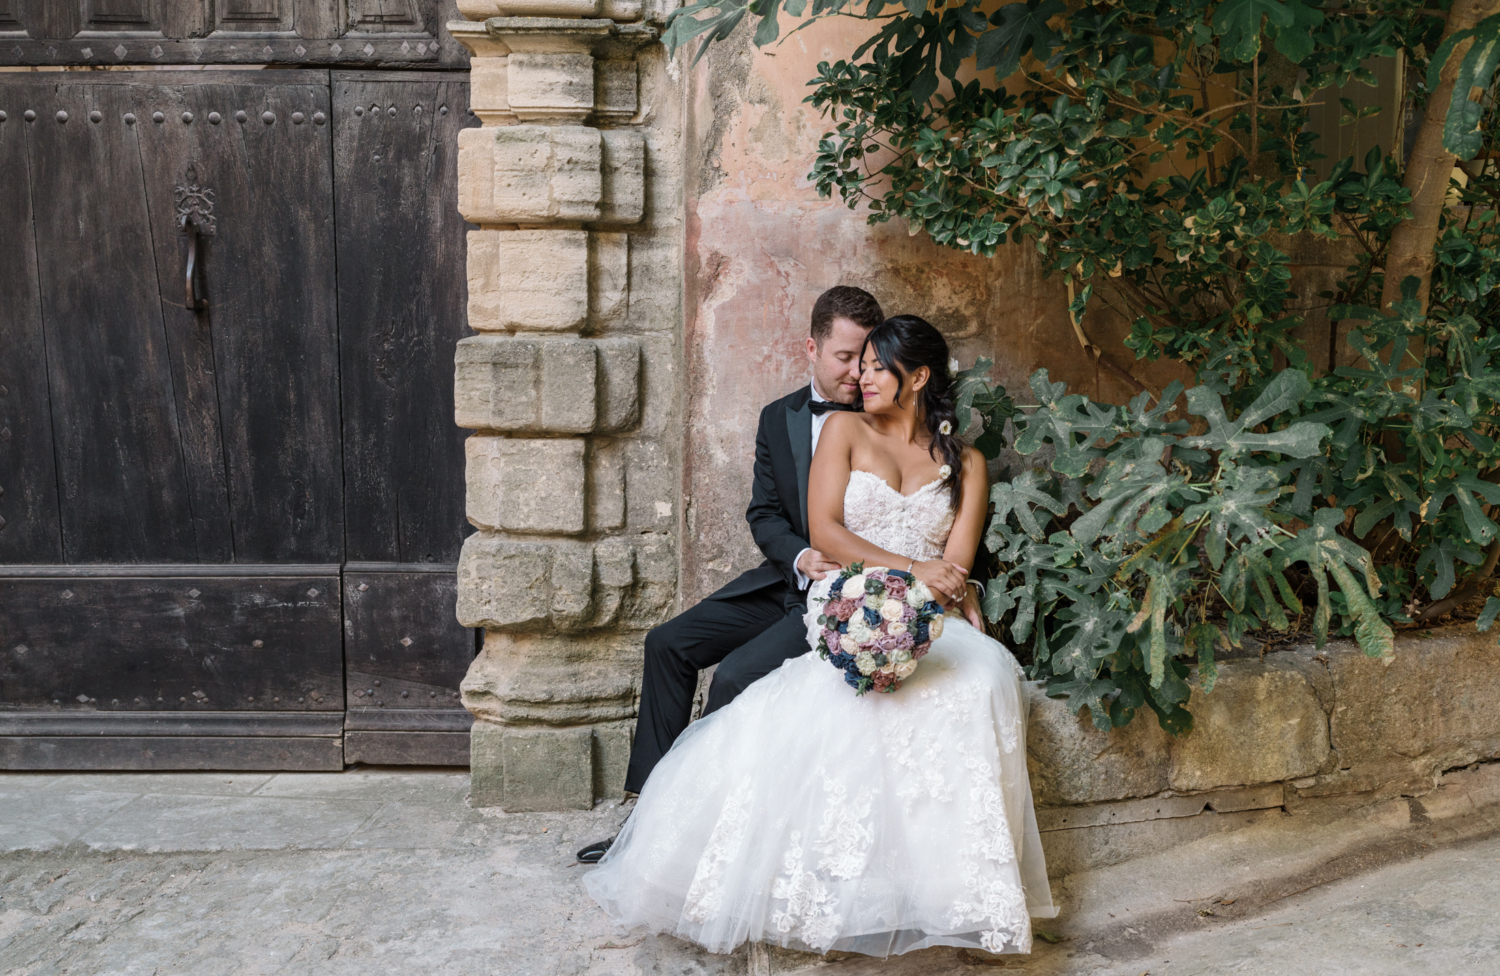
584 315 1054 956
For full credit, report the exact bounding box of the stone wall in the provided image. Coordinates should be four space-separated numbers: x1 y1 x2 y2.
448 5 684 810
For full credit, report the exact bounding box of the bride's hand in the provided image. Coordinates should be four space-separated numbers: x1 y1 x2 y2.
912 560 968 607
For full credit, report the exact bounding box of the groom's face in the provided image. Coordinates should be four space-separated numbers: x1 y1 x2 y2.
806 316 872 405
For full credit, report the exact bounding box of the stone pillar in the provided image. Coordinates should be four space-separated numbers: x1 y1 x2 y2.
449 6 681 810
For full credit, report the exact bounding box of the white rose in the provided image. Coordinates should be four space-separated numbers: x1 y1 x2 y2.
839 634 860 655
928 615 945 640
888 621 907 637
907 581 932 607
842 573 866 599
895 659 919 680
879 599 905 622
855 651 877 676
894 646 912 662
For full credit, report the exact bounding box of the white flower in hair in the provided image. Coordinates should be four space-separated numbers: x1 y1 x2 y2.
938 464 952 479
948 358 959 372
939 420 952 435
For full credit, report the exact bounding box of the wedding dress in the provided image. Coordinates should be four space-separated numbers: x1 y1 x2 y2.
584 470 1054 957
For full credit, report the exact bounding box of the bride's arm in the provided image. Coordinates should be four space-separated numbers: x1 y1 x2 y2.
808 414 910 570
942 445 990 573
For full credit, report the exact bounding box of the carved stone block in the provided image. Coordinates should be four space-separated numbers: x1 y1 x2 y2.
456 0 643 19
467 57 519 126
466 436 587 534
463 630 643 727
588 440 627 532
467 229 589 332
594 60 638 123
589 231 630 327
598 129 645 225
501 726 595 810
456 532 669 632
454 334 639 434
508 53 596 123
595 337 641 431
494 125 603 223
455 535 555 630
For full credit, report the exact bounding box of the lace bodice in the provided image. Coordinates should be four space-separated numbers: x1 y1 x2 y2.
843 470 955 563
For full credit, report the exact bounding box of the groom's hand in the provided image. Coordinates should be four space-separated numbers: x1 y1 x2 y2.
797 549 841 582
961 585 983 629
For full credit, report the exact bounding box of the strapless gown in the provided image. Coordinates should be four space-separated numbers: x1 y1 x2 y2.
584 470 1054 956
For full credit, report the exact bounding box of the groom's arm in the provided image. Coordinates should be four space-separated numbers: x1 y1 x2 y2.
746 403 808 587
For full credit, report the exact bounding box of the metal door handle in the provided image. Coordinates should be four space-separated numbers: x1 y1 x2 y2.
181 216 208 312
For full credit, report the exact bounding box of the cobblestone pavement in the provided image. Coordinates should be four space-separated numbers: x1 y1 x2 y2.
1 769 1495 976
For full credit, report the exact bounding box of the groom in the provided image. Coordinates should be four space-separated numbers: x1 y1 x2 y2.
576 285 885 862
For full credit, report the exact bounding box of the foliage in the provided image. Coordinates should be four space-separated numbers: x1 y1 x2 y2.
666 0 1500 731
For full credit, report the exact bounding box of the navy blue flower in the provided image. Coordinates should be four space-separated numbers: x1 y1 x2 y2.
837 620 849 634
863 607 882 628
828 576 845 598
914 621 929 644
922 601 942 616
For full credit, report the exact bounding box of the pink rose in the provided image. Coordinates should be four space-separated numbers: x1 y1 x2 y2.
885 578 908 602
872 670 896 692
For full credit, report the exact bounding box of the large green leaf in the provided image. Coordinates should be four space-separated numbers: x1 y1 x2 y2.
975 0 1066 80
1428 14 1500 160
1181 372 1330 459
1211 0 1302 61
1276 508 1393 660
989 469 1072 541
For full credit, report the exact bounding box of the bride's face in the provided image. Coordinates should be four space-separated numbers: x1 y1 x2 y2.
859 350 924 414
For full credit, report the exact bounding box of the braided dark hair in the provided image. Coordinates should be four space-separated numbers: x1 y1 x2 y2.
862 315 964 506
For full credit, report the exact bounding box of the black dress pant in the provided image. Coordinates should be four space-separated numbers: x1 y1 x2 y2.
623 585 809 794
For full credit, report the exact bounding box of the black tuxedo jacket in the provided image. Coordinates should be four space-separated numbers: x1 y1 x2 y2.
709 386 816 609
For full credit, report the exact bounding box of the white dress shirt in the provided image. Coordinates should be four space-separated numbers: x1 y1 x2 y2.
794 381 835 590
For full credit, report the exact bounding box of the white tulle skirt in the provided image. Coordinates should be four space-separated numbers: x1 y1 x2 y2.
583 595 1055 958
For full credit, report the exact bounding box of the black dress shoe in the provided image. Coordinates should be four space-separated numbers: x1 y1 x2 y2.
576 837 614 863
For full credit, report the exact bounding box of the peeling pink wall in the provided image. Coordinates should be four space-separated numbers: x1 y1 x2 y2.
680 23 1179 604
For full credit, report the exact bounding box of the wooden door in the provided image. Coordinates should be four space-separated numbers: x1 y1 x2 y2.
0 1 467 68
333 71 477 765
0 69 477 769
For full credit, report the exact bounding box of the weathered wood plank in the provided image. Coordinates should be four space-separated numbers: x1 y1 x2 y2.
160 79 344 563
333 73 475 565
0 574 344 711
342 569 474 709
343 706 473 732
25 80 198 562
132 83 236 563
0 81 64 563
0 735 344 770
344 731 468 767
0 710 344 736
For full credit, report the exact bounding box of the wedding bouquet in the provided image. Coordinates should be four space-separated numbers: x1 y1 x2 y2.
814 562 946 695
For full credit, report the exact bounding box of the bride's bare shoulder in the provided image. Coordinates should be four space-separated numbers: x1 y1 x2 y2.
960 444 987 476
822 411 874 439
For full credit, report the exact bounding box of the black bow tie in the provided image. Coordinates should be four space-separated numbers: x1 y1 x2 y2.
809 400 859 415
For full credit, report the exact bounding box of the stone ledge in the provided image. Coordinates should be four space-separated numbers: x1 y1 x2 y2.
1026 627 1500 877
1027 628 1500 809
